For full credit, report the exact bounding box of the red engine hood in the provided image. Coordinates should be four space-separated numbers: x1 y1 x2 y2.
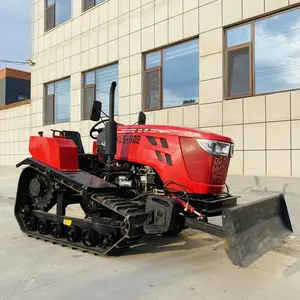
117 124 233 144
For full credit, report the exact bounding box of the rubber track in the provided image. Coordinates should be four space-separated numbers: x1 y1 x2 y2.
14 165 148 256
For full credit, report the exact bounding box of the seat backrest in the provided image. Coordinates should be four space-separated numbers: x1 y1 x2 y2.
62 130 85 154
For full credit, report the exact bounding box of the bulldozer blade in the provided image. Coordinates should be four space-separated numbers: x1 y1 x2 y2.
222 193 293 268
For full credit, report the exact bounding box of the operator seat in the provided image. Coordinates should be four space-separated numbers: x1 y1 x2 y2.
62 130 85 153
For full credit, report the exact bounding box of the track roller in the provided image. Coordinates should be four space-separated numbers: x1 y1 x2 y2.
51 223 65 238
24 216 37 231
81 230 98 247
65 226 81 243
37 220 50 235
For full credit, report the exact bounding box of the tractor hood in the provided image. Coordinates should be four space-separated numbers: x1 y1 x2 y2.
117 124 233 144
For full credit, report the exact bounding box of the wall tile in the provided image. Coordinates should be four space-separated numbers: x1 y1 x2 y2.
292 150 300 176
169 107 183 126
244 96 265 124
242 0 264 19
228 151 243 175
155 20 168 47
291 90 300 120
223 0 242 26
130 54 142 75
266 92 290 122
200 52 222 81
169 15 183 43
183 105 199 128
199 102 222 127
108 40 119 62
223 99 243 125
200 27 223 57
265 0 289 12
267 150 291 176
244 123 265 150
142 2 155 27
199 0 222 33
119 13 130 37
223 125 243 151
169 0 183 17
130 7 141 32
292 120 300 149
130 73 142 94
119 96 130 115
119 0 130 15
244 151 266 175
200 78 223 104
155 0 168 23
142 25 155 51
266 121 290 150
183 8 199 38
130 94 142 113
119 35 130 58
130 31 141 55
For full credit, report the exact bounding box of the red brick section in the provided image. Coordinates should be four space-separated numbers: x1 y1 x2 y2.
0 67 31 81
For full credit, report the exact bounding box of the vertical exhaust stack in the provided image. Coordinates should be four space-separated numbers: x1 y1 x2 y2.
105 81 117 171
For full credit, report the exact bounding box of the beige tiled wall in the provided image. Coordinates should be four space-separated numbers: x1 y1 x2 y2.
1 0 300 179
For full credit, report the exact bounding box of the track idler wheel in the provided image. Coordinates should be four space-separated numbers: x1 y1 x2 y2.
65 226 81 243
51 223 65 238
20 205 31 219
37 220 50 235
81 230 98 247
98 233 116 250
24 216 37 231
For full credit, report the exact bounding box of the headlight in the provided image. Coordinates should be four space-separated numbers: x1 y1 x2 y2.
196 139 232 157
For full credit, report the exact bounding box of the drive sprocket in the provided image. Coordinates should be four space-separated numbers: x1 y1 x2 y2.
28 173 55 210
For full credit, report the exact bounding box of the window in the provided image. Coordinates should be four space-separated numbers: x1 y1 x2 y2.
82 0 105 12
225 6 300 98
82 64 118 119
143 39 199 111
45 0 72 32
44 78 71 125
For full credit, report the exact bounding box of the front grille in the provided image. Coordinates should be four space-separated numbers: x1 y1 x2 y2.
210 156 230 185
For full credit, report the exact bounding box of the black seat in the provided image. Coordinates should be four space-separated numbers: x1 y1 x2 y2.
62 130 85 154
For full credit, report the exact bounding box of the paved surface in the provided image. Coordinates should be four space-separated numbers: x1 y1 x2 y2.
1 166 300 299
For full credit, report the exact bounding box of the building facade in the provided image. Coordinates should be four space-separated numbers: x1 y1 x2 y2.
0 0 300 189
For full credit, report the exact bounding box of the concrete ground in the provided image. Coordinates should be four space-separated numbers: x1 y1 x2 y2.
1 166 300 299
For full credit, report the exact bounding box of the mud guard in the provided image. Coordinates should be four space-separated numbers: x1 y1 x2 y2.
222 193 293 268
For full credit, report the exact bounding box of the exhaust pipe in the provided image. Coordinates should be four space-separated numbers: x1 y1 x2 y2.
105 81 117 170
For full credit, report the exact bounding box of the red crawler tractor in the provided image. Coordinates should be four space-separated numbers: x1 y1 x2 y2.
14 82 293 268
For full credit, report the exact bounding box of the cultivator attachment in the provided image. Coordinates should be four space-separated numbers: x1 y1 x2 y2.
222 193 293 268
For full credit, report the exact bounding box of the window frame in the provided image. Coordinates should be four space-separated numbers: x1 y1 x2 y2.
142 38 199 112
82 71 96 120
43 77 71 125
224 4 300 100
81 62 119 120
44 0 71 32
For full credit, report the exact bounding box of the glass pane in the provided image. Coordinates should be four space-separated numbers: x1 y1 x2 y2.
254 8 300 94
47 0 55 7
46 5 55 31
96 0 105 3
96 64 119 115
162 39 199 108
83 86 95 120
44 95 54 125
227 24 251 47
54 78 70 123
85 71 95 85
84 0 95 10
47 83 54 95
146 70 160 110
56 0 72 26
227 47 250 97
146 51 161 69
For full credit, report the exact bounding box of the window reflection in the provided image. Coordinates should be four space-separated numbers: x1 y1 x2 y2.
144 39 199 110
255 8 300 94
55 0 72 26
227 24 251 47
225 7 300 98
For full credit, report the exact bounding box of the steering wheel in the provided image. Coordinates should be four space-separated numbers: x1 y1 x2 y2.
90 118 109 140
